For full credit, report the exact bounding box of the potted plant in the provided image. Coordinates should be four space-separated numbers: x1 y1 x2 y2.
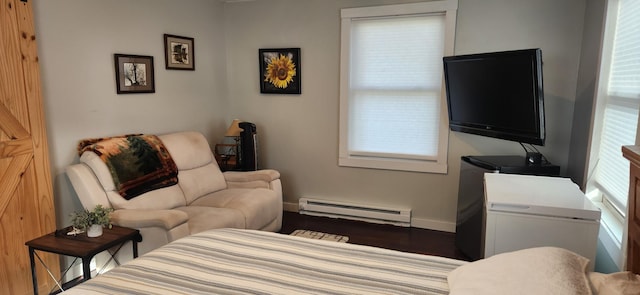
70 205 114 237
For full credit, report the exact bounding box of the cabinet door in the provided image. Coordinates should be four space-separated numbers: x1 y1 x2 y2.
485 211 599 270
0 1 59 294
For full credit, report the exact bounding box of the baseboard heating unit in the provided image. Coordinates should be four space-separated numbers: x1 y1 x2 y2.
298 198 411 227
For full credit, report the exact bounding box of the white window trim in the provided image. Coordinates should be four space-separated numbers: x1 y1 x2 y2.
588 190 625 270
586 0 626 271
338 0 458 173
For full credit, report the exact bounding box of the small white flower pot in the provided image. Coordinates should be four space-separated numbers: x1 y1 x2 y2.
87 224 103 237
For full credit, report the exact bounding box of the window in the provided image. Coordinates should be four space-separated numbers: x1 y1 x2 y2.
589 0 640 218
586 0 640 269
338 1 457 173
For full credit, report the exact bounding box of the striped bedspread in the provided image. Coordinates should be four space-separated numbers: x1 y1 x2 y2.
61 229 466 294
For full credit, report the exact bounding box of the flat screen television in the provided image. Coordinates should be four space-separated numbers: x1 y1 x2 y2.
443 48 545 146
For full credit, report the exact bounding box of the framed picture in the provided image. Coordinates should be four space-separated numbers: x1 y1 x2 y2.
113 54 155 94
259 48 301 94
164 34 195 70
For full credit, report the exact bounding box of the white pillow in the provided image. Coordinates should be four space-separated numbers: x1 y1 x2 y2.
447 247 592 295
589 271 640 295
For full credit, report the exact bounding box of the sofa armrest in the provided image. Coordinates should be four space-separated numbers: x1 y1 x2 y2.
66 163 112 210
223 169 281 190
223 169 280 182
110 209 188 230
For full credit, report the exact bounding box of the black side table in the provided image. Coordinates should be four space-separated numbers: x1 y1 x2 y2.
25 225 142 295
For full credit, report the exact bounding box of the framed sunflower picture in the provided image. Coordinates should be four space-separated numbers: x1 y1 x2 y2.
259 48 301 94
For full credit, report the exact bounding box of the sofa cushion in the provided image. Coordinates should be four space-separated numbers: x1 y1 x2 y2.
110 209 189 230
159 131 216 170
107 184 186 210
175 206 245 234
190 188 280 229
178 163 228 204
159 131 227 202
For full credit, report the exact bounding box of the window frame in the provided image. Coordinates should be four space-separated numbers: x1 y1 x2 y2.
585 0 637 270
338 0 458 174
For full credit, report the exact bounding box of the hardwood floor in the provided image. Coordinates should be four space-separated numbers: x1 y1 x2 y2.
279 211 470 261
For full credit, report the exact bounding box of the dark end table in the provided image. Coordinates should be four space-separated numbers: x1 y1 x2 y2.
25 225 142 295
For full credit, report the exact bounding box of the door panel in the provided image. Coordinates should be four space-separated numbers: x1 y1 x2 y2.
0 0 59 294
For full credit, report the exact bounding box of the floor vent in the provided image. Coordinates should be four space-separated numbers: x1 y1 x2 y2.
298 197 411 227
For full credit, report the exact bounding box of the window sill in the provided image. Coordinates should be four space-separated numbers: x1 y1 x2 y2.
591 200 624 270
338 156 447 174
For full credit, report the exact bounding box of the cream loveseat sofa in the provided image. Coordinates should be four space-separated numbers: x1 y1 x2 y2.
66 131 282 255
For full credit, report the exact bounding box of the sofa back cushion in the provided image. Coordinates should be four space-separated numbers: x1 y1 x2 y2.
159 131 227 204
80 152 186 210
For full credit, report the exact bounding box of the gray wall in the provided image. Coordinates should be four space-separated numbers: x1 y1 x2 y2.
223 0 587 231
35 0 593 232
33 0 229 226
567 0 606 189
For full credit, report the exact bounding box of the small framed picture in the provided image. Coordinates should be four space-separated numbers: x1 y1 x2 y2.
259 48 301 94
164 34 195 70
113 54 155 94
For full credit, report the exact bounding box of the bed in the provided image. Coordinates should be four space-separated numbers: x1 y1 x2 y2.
60 228 638 295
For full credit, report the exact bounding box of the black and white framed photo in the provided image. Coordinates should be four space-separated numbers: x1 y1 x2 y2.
114 54 155 94
259 48 301 94
164 34 195 70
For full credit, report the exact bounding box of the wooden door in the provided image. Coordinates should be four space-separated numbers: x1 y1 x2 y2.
0 1 59 294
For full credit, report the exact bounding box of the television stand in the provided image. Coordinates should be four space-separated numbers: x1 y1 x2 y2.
461 155 559 175
454 155 560 260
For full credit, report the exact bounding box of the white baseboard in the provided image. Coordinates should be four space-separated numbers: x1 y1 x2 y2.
283 201 455 233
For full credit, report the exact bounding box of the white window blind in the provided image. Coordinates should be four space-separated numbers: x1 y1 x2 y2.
593 0 640 213
348 15 445 159
339 1 457 173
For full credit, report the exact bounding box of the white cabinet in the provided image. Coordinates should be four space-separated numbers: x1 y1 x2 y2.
483 174 600 270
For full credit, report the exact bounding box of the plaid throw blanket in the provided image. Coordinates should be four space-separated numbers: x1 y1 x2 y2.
78 134 178 200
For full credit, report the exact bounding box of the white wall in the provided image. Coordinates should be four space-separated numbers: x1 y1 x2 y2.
33 0 229 225
223 0 587 231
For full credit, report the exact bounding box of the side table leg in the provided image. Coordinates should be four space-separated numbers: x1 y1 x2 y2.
29 247 38 295
82 257 92 281
133 241 139 258
133 233 141 258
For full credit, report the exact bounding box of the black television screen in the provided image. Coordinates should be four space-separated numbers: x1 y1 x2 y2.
443 48 545 146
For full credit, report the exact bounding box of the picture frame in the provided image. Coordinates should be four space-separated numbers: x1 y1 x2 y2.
259 48 301 94
113 54 155 94
164 34 195 70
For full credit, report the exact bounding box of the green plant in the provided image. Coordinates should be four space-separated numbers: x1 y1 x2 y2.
70 205 114 230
